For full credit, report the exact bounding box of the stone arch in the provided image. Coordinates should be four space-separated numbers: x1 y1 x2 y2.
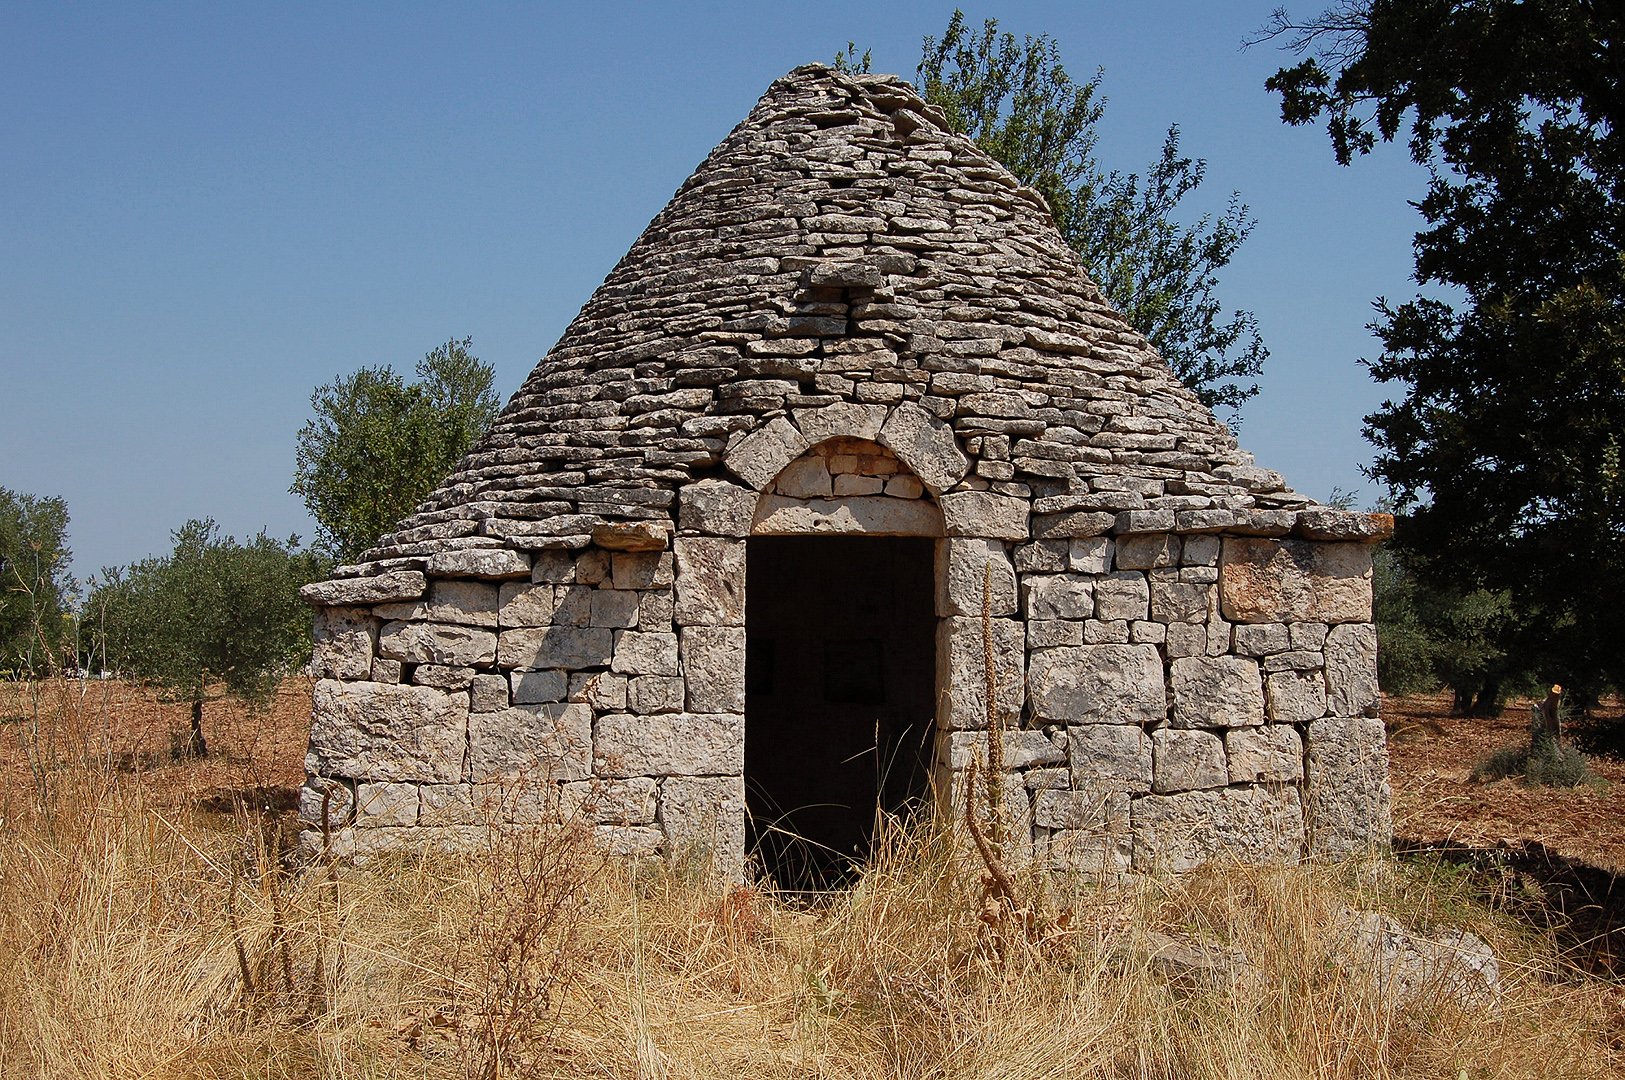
751 437 943 536
721 400 970 496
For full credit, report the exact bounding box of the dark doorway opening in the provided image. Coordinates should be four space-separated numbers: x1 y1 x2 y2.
745 535 937 890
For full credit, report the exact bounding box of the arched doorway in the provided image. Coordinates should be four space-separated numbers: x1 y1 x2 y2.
743 438 940 889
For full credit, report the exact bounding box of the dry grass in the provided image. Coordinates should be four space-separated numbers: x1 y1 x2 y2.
5 678 1625 1079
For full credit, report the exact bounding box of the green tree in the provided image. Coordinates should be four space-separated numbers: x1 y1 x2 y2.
1262 1 1625 701
915 11 1268 416
291 337 500 564
0 488 73 675
86 520 325 757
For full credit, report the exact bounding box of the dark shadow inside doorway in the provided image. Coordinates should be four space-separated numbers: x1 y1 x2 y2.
745 535 936 890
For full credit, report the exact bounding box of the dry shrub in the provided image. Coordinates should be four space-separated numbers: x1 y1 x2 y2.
3 682 1625 1078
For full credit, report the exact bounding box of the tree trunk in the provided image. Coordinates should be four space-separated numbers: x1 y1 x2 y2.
188 695 208 758
1471 678 1502 717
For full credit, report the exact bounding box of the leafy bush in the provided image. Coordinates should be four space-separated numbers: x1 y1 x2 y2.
1470 734 1594 788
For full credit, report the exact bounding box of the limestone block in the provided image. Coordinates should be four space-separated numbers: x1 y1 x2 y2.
1027 620 1082 648
1169 656 1264 728
312 607 374 681
612 551 674 591
468 703 592 782
1031 510 1116 538
775 455 833 498
592 522 671 553
428 549 531 579
1044 823 1133 878
1294 509 1394 542
1116 533 1180 570
511 669 566 705
1015 539 1067 573
355 781 419 827
1034 787 1129 832
590 589 641 628
1263 650 1324 672
301 571 425 607
673 538 745 626
1093 571 1150 621
660 775 747 879
629 675 685 714
413 664 475 691
1325 623 1379 717
611 631 680 676
574 549 611 585
1233 623 1290 656
498 626 614 670
551 585 591 627
419 784 479 826
680 625 745 713
470 674 509 713
597 825 666 857
1028 644 1165 726
498 582 557 627
1151 729 1227 793
936 538 1017 617
1115 510 1176 534
425 580 499 627
1025 767 1071 790
594 713 744 777
936 616 1025 728
370 658 403 683
752 494 943 536
1180 565 1219 584
530 550 577 584
1149 581 1210 624
678 479 758 537
725 416 809 490
299 776 354 828
1132 786 1305 873
1306 716 1392 856
471 776 558 824
638 590 675 629
1083 619 1130 644
568 670 627 711
1289 622 1330 650
1182 534 1220 566
939 490 1029 540
560 776 658 825
1219 538 1373 624
1022 574 1093 620
878 401 969 494
1130 621 1166 644
793 401 888 444
1068 724 1152 793
884 475 924 499
1265 669 1328 724
379 621 496 667
1070 536 1112 574
307 680 466 783
1226 725 1305 784
945 728 1066 770
1165 623 1206 659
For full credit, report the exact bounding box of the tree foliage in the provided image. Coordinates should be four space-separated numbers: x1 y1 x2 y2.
86 520 324 755
0 488 73 675
916 11 1268 416
291 337 500 564
1263 0 1625 697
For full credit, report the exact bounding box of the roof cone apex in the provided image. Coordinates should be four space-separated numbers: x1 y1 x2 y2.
333 65 1360 577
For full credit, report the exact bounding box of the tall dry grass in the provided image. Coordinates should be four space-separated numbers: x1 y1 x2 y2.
3 678 1624 1078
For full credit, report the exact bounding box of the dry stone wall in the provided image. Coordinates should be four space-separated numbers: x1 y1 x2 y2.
297 64 1395 878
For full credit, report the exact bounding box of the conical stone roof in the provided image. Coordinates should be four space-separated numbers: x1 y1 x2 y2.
335 64 1354 578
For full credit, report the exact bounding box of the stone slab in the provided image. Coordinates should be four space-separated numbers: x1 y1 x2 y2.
468 702 592 782
1168 655 1265 728
307 680 466 783
1220 538 1373 624
1028 644 1165 726
594 713 744 777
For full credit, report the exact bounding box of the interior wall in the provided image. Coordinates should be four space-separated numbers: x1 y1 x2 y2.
744 535 936 889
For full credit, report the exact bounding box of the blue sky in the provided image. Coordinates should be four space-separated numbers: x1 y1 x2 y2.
1 2 1430 581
